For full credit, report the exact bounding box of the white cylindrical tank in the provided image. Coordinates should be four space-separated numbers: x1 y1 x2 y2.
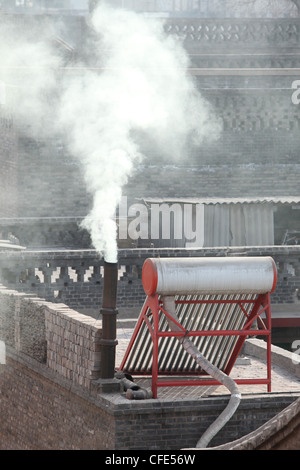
142 257 277 296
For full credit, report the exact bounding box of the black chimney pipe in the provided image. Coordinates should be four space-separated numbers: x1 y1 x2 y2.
99 260 119 379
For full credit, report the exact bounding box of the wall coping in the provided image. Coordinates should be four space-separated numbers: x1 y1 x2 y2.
206 394 300 450
0 245 300 260
244 338 300 379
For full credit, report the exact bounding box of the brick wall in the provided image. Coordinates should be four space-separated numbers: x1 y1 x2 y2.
0 282 299 450
13 89 300 221
0 112 18 218
16 134 91 218
0 246 299 312
211 395 300 450
0 348 298 449
0 288 46 361
110 392 299 450
0 353 115 450
0 285 102 389
45 304 102 387
1 18 300 254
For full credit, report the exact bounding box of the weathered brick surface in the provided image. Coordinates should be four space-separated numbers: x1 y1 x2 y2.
0 112 18 218
0 349 297 450
0 246 299 311
1 20 300 226
0 283 300 450
45 304 102 387
0 286 102 389
0 353 114 450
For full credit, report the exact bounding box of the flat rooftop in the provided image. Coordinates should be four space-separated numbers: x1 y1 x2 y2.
116 327 300 400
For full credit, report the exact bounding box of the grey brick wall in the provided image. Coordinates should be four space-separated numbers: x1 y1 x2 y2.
0 112 18 218
12 89 300 221
0 247 299 312
0 347 297 450
0 279 299 450
1 19 300 222
0 353 115 450
45 304 102 387
0 285 102 389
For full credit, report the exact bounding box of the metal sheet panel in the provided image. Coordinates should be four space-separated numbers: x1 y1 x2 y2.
142 197 300 205
204 204 230 247
204 203 274 247
142 197 287 248
243 203 274 245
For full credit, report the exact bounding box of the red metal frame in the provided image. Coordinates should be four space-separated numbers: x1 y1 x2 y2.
119 293 272 399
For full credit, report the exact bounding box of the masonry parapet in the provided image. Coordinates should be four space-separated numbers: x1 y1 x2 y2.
0 246 299 311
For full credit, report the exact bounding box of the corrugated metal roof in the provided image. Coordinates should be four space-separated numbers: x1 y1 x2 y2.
142 197 300 205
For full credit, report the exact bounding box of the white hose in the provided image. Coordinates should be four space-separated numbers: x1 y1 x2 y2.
163 296 241 449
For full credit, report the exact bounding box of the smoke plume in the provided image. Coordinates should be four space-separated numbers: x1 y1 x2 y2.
0 18 63 138
59 3 220 262
0 2 221 263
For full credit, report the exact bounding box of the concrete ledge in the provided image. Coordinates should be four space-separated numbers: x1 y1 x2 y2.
244 338 300 379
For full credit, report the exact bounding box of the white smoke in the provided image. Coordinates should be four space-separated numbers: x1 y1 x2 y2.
0 3 221 263
58 3 221 262
0 19 63 138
